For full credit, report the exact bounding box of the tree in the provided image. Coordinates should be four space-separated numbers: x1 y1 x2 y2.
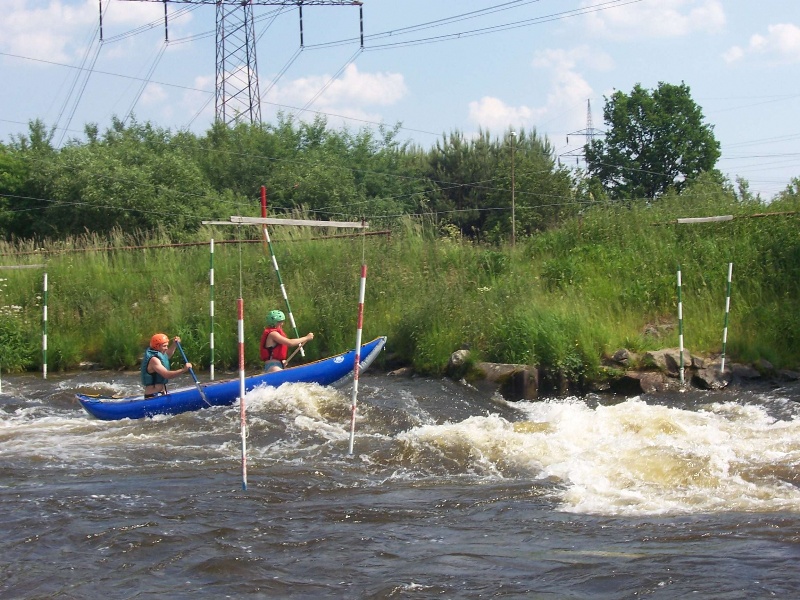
584 82 721 200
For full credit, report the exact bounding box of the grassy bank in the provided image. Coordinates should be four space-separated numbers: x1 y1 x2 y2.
1 186 798 379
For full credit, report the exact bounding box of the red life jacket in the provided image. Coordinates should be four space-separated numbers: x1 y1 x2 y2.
260 326 288 362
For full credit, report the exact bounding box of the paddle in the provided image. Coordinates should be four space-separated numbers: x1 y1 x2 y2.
175 340 212 407
283 343 304 368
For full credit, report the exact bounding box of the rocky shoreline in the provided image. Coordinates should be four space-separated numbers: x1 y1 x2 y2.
389 347 800 402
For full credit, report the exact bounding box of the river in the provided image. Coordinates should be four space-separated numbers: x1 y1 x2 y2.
2 368 800 599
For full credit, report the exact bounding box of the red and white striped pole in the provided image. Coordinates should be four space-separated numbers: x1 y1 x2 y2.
42 272 48 380
238 297 248 490
209 239 215 381
348 263 367 455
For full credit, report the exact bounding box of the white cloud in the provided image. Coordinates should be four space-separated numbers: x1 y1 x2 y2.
140 82 167 107
721 45 744 63
531 46 614 72
724 23 800 64
265 63 407 110
1 0 89 62
467 46 602 133
176 75 214 130
1 0 167 64
581 0 725 39
467 97 535 132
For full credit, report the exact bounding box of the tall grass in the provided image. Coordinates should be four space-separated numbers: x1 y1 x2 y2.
0 186 798 377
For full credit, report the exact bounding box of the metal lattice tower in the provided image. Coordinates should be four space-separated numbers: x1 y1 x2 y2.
217 1 261 125
563 99 605 165
117 1 363 126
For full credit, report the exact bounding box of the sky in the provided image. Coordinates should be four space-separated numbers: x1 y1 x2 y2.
1 0 799 200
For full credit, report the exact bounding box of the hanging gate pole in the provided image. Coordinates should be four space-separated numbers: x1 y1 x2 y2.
238 297 247 491
348 263 368 455
42 272 48 380
677 266 685 387
260 186 304 357
209 239 216 381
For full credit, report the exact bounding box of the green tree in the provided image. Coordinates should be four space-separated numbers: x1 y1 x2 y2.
585 82 721 201
485 129 576 237
21 118 219 240
0 120 57 239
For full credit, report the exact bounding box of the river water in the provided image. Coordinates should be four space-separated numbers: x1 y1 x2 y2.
2 368 800 599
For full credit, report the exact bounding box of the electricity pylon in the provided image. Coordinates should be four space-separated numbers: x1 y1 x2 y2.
562 99 605 165
117 1 363 126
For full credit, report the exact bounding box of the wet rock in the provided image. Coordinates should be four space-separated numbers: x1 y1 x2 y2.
611 348 635 366
474 362 538 401
692 364 731 390
644 348 693 377
611 371 670 395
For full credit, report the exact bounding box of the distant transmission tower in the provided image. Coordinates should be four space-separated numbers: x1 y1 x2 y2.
562 99 604 165
116 1 363 126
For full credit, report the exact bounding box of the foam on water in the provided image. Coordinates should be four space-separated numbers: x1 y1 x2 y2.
399 396 800 516
4 371 800 516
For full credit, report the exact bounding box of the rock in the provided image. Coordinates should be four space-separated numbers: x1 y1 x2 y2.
449 349 471 368
611 348 634 366
474 362 538 401
692 364 730 389
388 367 414 377
754 358 776 376
644 348 692 377
610 371 669 395
442 344 798 401
729 363 761 380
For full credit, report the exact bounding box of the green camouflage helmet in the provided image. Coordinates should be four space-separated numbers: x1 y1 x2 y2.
266 309 286 327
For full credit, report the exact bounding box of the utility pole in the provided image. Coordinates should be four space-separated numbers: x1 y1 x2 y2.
117 1 363 126
510 130 516 247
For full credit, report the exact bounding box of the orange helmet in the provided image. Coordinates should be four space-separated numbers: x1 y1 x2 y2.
150 333 169 349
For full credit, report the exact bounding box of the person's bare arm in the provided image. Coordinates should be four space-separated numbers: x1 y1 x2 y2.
267 330 314 347
148 356 191 380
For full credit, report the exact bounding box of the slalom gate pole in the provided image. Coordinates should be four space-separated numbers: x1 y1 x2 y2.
348 263 367 455
677 266 684 387
720 262 733 374
238 297 247 490
261 186 304 357
209 239 215 381
42 272 48 380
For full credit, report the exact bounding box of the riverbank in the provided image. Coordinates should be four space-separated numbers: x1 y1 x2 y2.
383 346 800 402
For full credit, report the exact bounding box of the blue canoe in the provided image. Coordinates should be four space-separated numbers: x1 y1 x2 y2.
76 336 386 421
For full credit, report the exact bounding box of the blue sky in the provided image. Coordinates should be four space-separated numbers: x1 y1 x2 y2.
2 0 799 199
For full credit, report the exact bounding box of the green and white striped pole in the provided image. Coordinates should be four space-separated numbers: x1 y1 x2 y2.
261 186 304 357
720 262 733 374
677 265 684 386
